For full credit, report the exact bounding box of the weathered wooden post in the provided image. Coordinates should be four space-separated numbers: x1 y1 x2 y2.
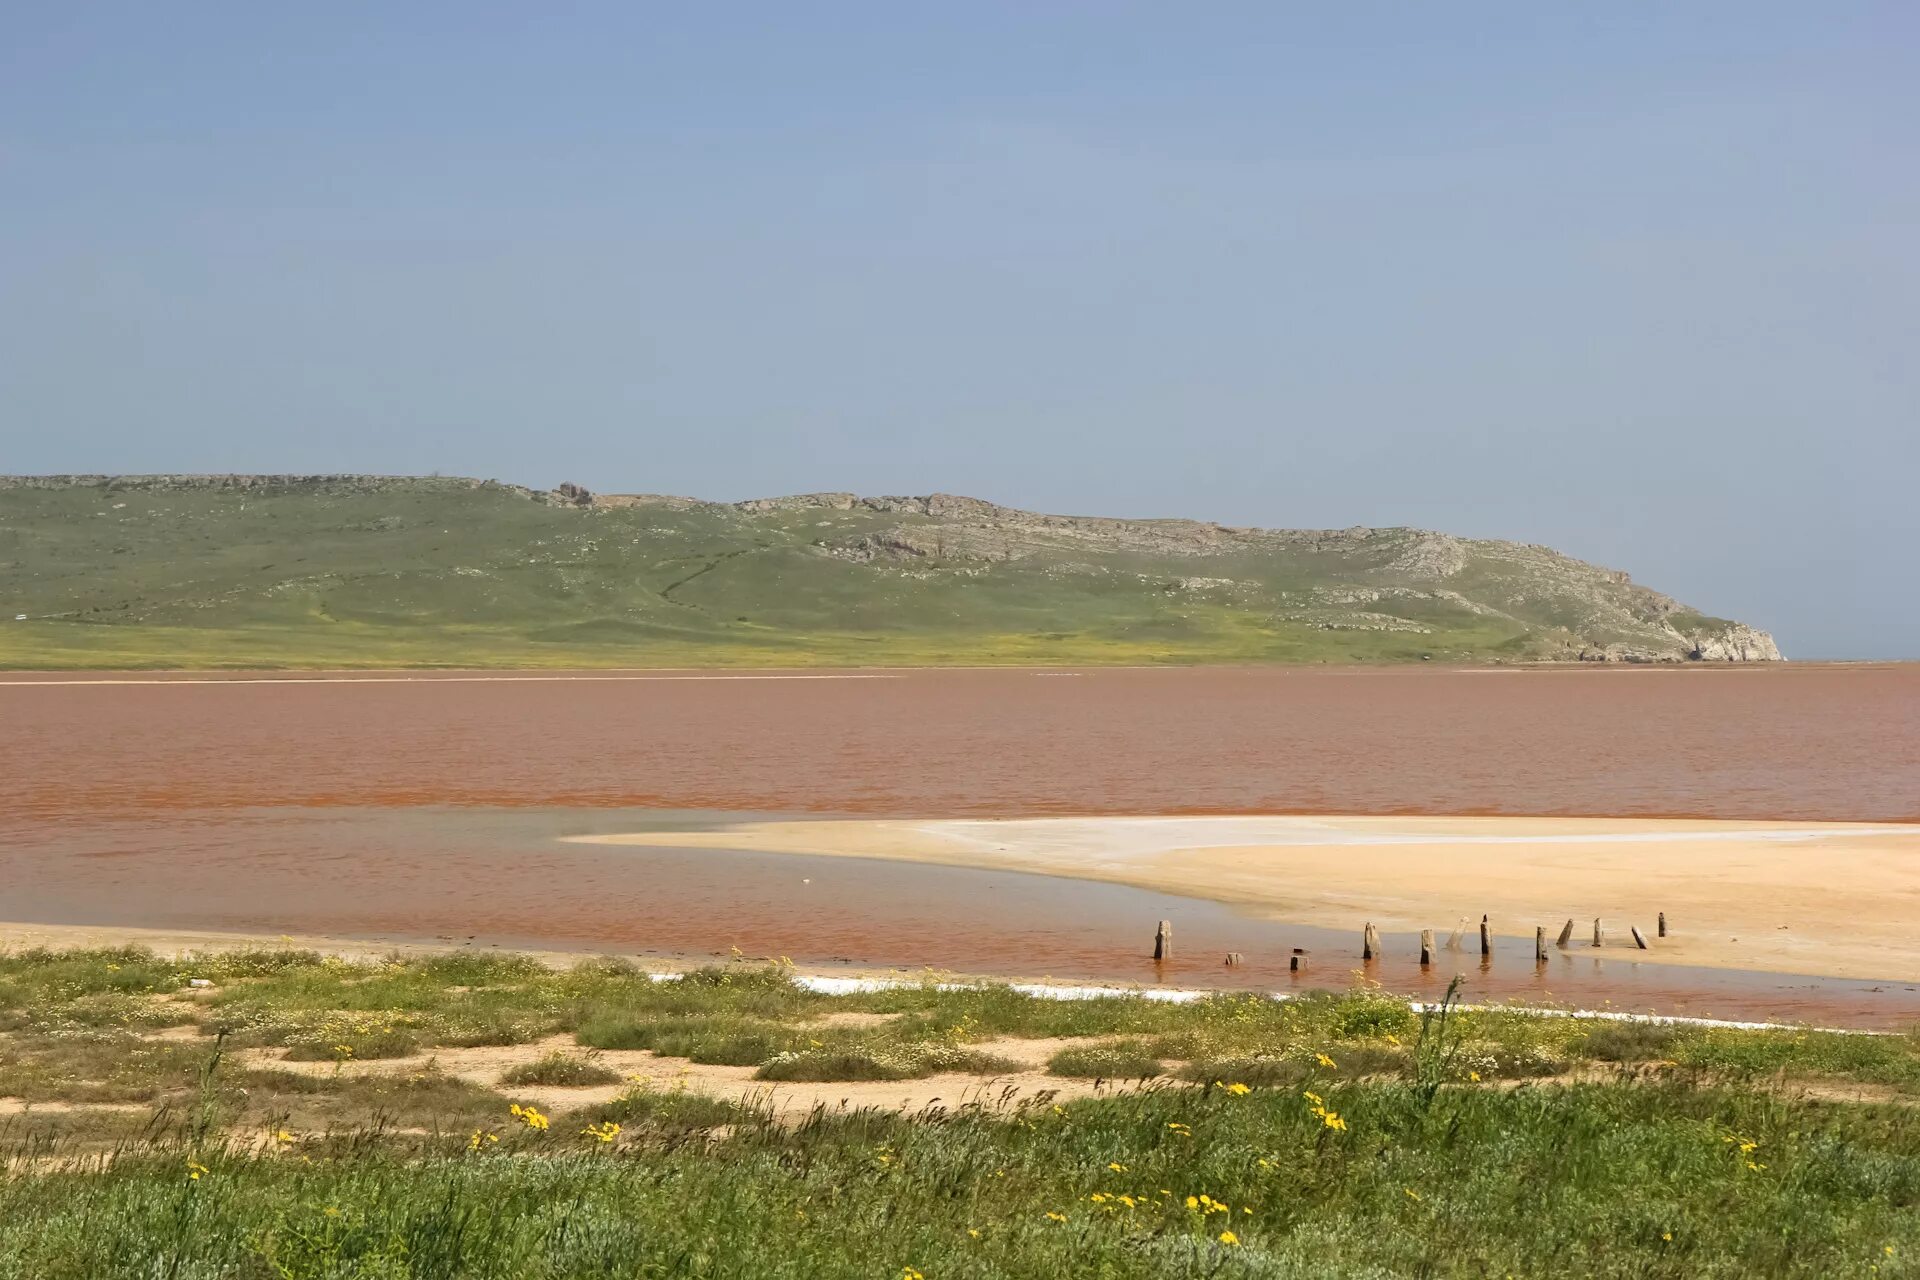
1419 929 1434 966
1630 926 1650 950
1153 920 1172 962
1362 923 1379 961
1479 914 1492 957
1535 926 1548 964
1658 911 1668 938
1224 952 1244 967
1556 919 1575 948
1592 918 1604 948
1289 955 1300 973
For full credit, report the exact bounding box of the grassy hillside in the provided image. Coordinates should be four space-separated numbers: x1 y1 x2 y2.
0 475 1777 669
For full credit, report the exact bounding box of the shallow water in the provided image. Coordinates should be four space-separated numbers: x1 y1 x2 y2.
5 803 1916 1027
3 664 1917 1025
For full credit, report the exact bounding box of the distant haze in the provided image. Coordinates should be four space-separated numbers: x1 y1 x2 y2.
2 5 1914 658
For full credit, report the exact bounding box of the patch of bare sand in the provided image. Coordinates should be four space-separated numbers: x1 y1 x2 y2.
568 815 1920 982
800 1011 904 1030
141 1023 207 1042
234 1034 1154 1117
0 1098 151 1116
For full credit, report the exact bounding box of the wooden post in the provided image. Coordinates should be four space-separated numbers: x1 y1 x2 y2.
1658 911 1667 938
1153 920 1171 962
1631 926 1650 950
1362 923 1379 961
1419 929 1434 966
1535 926 1547 964
1224 952 1243 967
1591 918 1604 948
1289 955 1300 973
1479 914 1492 957
1556 919 1574 948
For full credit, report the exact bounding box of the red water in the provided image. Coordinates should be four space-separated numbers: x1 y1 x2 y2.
3 664 1918 1025
5 663 1917 820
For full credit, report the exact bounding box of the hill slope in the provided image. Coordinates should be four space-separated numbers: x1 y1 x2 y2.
0 475 1781 669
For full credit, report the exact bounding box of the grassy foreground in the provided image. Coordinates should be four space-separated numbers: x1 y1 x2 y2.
3 947 1918 1277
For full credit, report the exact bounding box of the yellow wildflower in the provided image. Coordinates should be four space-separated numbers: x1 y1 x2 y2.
1044 1211 1068 1223
1218 1230 1240 1246
901 1268 924 1280
1303 1091 1348 1131
1469 1071 1481 1083
1108 1162 1127 1172
1315 1053 1337 1069
1223 1082 1252 1096
967 1229 981 1240
1662 1232 1672 1242
509 1103 550 1131
1404 1188 1422 1202
185 1160 208 1181
581 1120 620 1144
273 1129 295 1145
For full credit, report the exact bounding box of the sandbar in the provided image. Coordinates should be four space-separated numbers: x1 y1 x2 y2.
567 815 1920 983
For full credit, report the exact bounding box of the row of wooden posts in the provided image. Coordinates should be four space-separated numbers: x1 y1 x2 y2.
1152 912 1670 967
1396 912 1665 965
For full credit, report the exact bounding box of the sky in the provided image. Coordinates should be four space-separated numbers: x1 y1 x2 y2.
2 4 1914 659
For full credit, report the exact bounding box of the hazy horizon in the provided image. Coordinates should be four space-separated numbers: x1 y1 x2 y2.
4 5 1914 659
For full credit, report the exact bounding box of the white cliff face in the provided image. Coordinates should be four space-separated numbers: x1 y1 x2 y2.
1577 622 1785 665
1686 624 1784 662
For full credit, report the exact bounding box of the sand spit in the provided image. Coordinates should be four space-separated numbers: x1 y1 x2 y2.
568 815 1920 983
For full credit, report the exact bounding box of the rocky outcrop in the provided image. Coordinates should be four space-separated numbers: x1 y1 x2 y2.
1682 623 1784 663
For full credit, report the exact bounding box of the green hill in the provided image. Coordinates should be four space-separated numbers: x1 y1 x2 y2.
0 474 1780 669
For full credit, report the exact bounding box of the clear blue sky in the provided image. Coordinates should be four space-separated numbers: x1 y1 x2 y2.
3 4 1914 658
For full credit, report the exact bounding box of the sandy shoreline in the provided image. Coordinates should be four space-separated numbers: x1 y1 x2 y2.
567 815 1920 983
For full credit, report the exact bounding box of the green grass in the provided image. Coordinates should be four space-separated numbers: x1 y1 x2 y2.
498 1052 622 1088
9 948 1920 1093
755 1044 1022 1082
569 1085 751 1132
3 948 1920 1275
3 1076 1918 1277
1048 1041 1167 1079
0 475 1738 669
